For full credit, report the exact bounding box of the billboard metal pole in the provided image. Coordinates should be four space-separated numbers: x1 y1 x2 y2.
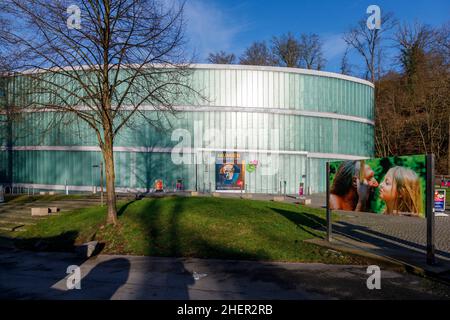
326 162 332 242
426 154 435 265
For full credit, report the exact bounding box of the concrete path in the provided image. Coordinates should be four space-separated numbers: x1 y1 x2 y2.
1 248 450 300
334 211 450 262
0 198 101 235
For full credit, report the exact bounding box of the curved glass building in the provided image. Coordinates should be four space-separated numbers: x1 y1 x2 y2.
0 64 374 194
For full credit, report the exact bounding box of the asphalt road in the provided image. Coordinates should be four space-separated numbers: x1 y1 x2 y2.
1 248 450 300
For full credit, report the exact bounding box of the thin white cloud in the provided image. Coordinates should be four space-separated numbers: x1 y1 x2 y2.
322 33 348 61
184 0 247 61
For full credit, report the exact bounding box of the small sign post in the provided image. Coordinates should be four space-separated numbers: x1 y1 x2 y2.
434 189 447 214
326 162 332 242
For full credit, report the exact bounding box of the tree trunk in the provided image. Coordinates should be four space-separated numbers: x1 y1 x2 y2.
103 135 118 225
6 108 13 185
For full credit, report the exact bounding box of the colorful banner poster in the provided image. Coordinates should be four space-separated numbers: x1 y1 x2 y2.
434 189 446 212
215 152 245 191
328 155 427 217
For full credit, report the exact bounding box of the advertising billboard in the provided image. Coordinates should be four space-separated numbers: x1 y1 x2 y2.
215 152 245 191
328 154 427 217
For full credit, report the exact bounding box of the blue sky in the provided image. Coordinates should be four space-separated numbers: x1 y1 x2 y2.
183 0 450 74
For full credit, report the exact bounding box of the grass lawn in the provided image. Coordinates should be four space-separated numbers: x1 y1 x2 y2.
16 196 363 264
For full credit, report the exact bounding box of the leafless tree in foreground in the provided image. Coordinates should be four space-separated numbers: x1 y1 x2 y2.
0 2 24 185
207 51 236 64
3 0 198 225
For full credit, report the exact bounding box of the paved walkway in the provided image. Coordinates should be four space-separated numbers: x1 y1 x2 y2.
1 248 449 300
335 211 450 260
0 197 102 236
303 192 450 269
325 211 450 280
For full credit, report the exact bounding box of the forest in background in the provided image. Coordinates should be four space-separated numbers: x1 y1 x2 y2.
207 18 450 174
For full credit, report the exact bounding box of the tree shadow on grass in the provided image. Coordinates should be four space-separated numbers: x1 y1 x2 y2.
271 208 327 239
132 196 194 299
117 200 136 217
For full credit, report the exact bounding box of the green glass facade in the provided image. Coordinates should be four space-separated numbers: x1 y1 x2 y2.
0 65 374 194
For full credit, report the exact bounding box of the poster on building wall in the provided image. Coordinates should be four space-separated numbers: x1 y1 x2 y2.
215 152 245 191
328 154 427 217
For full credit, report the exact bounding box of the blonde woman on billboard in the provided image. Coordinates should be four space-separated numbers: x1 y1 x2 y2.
379 166 423 216
329 160 378 211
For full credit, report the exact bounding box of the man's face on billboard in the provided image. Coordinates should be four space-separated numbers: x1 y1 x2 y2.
363 164 378 188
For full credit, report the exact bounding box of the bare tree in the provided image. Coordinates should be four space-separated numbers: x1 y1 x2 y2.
340 46 352 75
375 22 450 173
343 12 396 83
298 33 326 70
435 22 450 173
271 32 301 68
3 0 197 225
395 21 434 87
239 41 276 66
207 51 236 64
0 3 22 185
434 22 450 65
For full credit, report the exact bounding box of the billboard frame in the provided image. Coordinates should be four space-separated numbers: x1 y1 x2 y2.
325 154 436 266
426 154 435 265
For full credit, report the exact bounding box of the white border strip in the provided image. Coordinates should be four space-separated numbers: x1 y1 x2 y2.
191 64 374 88
2 105 374 125
12 63 374 88
9 182 148 193
307 152 368 160
2 145 368 160
161 105 374 125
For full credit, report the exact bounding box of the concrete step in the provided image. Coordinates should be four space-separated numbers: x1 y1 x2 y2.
0 224 27 232
0 215 36 221
0 208 34 215
0 218 36 226
7 212 35 219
